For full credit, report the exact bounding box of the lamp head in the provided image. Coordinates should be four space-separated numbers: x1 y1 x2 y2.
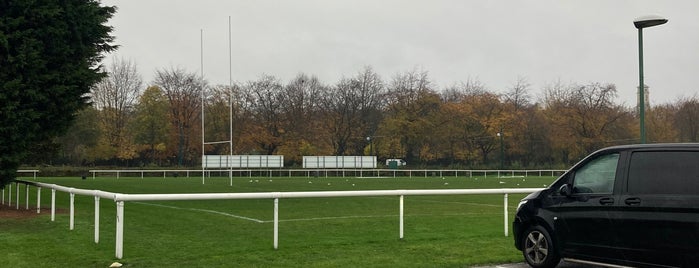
634 15 668 29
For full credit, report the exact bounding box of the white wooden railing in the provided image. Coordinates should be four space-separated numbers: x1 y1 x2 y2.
1 170 39 209
18 169 39 179
89 168 566 179
7 179 543 260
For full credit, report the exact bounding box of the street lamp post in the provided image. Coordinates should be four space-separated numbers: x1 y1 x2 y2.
634 15 667 144
366 136 373 156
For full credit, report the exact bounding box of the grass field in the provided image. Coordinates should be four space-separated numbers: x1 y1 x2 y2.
0 174 557 267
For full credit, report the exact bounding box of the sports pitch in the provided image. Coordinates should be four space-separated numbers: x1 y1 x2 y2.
1 175 557 267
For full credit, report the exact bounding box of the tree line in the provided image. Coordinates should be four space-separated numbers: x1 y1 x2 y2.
26 59 699 169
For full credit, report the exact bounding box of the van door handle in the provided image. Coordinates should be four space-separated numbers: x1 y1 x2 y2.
599 197 614 205
625 198 641 205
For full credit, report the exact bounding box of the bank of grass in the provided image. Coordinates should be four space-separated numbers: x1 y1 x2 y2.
1 175 556 267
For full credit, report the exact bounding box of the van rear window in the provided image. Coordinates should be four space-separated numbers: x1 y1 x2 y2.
628 151 699 195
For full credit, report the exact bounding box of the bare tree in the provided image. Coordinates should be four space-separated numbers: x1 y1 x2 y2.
354 66 386 138
323 78 362 156
503 76 532 111
241 75 285 155
441 78 487 103
386 69 433 109
502 76 544 167
381 69 440 163
153 67 205 166
322 67 386 156
281 74 324 139
90 57 143 160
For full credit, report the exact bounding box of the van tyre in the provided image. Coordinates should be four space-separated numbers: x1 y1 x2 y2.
522 225 560 268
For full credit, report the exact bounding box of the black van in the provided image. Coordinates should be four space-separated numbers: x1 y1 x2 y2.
513 143 699 268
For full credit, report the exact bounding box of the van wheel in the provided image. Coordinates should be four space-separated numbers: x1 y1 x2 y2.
522 226 560 268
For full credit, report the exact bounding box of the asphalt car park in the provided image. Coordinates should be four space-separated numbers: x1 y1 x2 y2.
474 260 605 268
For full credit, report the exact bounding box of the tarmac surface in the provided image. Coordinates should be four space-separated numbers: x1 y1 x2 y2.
473 260 606 268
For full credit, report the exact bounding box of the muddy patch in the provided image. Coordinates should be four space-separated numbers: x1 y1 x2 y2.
0 204 66 219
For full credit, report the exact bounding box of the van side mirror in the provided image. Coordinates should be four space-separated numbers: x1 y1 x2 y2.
559 184 572 197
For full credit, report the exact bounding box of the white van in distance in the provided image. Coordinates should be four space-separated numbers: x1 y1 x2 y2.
385 159 406 166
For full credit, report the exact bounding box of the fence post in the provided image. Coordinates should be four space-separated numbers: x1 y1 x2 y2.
16 182 20 209
116 201 124 259
504 193 509 237
36 187 41 214
399 195 404 240
95 196 100 243
25 183 29 210
273 198 279 249
70 192 75 230
51 189 56 221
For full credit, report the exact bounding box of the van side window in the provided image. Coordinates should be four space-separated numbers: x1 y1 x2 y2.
628 151 699 195
572 153 619 194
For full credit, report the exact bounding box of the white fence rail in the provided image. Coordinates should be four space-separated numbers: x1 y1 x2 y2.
1 170 40 209
18 169 39 179
89 168 567 179
9 179 543 260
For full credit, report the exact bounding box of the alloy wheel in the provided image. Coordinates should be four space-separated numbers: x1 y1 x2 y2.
524 230 549 264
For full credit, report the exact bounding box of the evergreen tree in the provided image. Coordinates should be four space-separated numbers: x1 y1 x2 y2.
0 0 116 187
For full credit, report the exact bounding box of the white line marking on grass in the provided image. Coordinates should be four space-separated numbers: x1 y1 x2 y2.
133 202 265 223
269 212 500 223
367 196 502 208
274 212 501 223
413 199 502 208
273 214 397 223
132 202 498 224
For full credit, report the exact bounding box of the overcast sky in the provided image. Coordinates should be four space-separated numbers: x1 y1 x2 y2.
101 0 699 106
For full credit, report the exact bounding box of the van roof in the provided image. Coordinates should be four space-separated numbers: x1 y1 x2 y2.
602 143 699 151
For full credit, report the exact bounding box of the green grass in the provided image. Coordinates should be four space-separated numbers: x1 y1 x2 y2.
1 175 556 267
